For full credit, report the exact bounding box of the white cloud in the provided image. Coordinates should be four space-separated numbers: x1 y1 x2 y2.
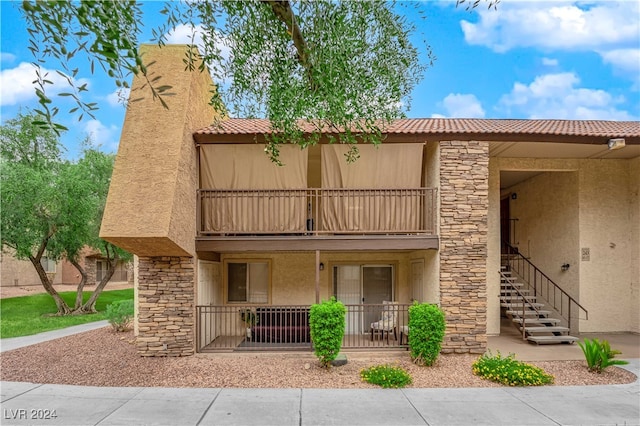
166 24 205 47
164 24 231 87
460 1 639 77
499 72 634 120
438 93 486 118
600 48 640 76
0 62 49 106
1 52 17 63
0 62 90 107
106 88 130 107
462 2 639 51
84 119 120 152
542 57 559 67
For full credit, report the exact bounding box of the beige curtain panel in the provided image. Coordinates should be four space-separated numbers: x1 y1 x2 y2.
321 144 424 232
200 145 308 233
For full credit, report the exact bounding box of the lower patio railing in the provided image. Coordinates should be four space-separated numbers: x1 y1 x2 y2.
196 304 410 352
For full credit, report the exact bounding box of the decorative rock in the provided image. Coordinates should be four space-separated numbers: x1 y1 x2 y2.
331 354 348 367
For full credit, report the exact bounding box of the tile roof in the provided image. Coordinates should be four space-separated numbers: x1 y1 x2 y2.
195 118 640 143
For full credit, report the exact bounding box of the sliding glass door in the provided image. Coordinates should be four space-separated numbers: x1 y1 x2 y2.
334 264 394 334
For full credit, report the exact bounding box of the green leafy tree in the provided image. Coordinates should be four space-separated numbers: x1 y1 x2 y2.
20 0 496 161
0 112 130 315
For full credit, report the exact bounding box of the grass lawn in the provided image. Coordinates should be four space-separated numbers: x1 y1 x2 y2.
0 289 134 339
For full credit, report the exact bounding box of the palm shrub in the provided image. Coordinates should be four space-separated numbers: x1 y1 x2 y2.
106 299 134 332
310 297 346 368
408 302 446 366
578 338 629 373
361 364 412 388
473 351 554 386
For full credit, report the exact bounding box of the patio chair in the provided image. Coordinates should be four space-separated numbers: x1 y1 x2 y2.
370 301 398 343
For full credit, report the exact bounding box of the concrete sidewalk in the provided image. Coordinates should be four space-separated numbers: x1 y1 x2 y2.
1 361 639 426
0 321 110 353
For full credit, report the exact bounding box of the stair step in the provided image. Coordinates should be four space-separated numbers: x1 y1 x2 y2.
506 310 552 317
527 335 579 345
521 326 570 333
500 292 531 298
501 289 530 294
500 296 537 302
512 317 561 325
501 302 545 309
501 282 524 287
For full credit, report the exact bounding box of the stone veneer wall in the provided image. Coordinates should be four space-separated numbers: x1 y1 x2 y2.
85 259 97 285
439 140 489 354
137 256 195 356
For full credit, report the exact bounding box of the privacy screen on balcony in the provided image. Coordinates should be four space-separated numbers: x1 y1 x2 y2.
321 144 424 232
200 145 308 233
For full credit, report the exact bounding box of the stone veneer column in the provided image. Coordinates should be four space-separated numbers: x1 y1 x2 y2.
136 256 195 356
439 140 489 354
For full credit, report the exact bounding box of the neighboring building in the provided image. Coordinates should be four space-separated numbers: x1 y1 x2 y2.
1 249 63 287
100 45 639 357
0 247 132 289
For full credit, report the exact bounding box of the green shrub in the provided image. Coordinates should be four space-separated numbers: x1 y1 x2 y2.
310 297 346 368
473 351 554 386
578 338 629 374
408 302 446 366
105 299 134 332
361 364 412 388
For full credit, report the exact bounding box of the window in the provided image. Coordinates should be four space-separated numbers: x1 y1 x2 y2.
226 261 269 303
96 260 105 281
40 257 56 273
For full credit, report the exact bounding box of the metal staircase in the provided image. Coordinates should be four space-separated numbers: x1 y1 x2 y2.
500 244 588 345
500 267 578 344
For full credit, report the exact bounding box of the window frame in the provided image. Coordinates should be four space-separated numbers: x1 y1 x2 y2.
223 259 271 304
40 256 56 273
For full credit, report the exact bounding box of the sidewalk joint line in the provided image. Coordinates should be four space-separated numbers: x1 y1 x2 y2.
196 388 222 425
400 389 430 425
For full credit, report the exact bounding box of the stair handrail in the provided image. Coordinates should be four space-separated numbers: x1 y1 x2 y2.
503 243 588 332
499 269 541 340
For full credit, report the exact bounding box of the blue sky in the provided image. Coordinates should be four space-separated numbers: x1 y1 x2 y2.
1 1 639 159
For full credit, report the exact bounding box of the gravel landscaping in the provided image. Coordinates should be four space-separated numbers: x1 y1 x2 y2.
0 327 635 388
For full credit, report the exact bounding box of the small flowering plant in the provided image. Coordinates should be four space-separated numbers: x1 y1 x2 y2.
360 364 412 388
472 351 554 386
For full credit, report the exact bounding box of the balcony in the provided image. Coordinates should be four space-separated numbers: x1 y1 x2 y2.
197 188 436 241
196 303 411 352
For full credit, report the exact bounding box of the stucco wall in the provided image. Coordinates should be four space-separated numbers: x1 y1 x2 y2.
100 44 218 257
491 157 639 333
579 160 635 332
217 251 435 305
486 160 501 335
0 250 63 287
509 171 580 297
630 157 640 334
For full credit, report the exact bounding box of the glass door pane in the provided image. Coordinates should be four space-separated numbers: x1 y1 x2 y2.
363 266 393 328
334 265 361 334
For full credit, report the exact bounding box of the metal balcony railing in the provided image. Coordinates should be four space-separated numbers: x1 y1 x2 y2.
196 303 411 352
197 188 436 236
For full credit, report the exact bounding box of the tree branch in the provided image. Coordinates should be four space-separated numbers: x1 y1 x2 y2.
263 0 316 89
